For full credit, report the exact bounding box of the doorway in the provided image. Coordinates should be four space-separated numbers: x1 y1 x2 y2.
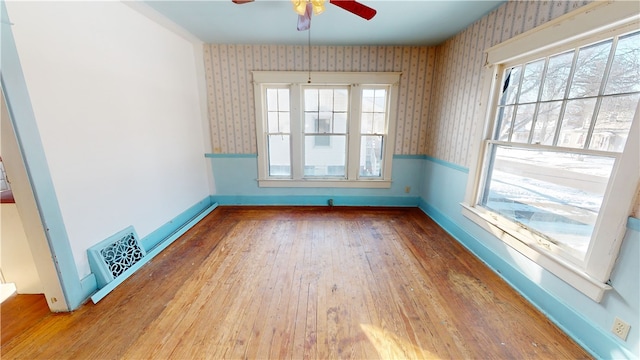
0 154 43 300
1 88 65 311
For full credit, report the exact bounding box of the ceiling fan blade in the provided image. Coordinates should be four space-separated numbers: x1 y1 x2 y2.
232 0 254 4
329 0 376 20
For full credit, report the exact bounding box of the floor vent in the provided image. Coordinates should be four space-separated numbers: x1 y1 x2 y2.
88 226 146 289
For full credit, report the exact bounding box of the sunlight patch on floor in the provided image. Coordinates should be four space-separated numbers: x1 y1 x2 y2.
360 323 438 359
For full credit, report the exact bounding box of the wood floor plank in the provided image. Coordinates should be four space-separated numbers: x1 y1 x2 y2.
0 294 49 346
1 207 592 359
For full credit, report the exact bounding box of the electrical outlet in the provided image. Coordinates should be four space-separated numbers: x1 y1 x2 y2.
405 186 411 193
612 317 630 341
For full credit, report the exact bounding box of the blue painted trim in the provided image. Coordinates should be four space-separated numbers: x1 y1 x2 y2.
424 155 469 174
393 154 427 159
207 153 430 160
91 201 219 303
212 195 420 207
627 216 640 232
418 199 633 360
80 274 97 297
140 197 215 251
1 3 89 310
205 153 257 158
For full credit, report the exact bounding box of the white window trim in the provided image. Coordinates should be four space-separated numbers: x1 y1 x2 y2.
463 1 640 302
253 71 401 188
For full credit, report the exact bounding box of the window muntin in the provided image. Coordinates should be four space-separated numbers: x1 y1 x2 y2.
360 88 387 178
266 88 291 177
254 71 400 188
479 30 639 262
303 87 348 177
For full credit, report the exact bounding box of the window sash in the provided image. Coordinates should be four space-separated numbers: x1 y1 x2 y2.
462 1 640 302
480 29 638 262
253 71 400 188
478 141 618 262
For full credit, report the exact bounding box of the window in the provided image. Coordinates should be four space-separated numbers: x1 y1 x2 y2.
253 71 400 188
462 1 639 302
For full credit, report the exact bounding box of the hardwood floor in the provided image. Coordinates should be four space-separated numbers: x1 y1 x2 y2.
1 206 591 359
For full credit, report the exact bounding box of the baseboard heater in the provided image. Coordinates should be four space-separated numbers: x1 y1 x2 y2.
88 202 218 303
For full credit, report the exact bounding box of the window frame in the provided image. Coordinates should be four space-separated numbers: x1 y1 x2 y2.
253 71 400 188
462 1 640 302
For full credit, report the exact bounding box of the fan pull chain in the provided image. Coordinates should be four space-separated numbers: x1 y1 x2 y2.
308 25 312 84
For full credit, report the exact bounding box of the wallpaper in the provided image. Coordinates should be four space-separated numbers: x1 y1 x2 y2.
427 0 592 167
203 45 436 155
428 0 640 216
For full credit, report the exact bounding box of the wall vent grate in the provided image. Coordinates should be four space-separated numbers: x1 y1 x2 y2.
99 232 144 278
88 226 146 289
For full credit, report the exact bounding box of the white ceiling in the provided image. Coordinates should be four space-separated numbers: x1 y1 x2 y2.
143 0 505 46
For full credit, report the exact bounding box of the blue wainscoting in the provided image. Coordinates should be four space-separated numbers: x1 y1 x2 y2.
206 154 423 207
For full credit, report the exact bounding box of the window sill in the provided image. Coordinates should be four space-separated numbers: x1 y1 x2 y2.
460 203 611 302
258 179 392 189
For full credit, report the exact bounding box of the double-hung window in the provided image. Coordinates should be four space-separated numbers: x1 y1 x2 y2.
253 71 400 188
462 1 639 302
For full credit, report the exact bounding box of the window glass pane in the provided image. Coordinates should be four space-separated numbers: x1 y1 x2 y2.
267 112 279 133
319 89 334 110
305 88 349 137
495 105 515 141
501 66 522 105
373 113 386 134
518 59 545 103
334 89 349 112
319 112 332 130
334 113 347 133
268 112 290 133
279 112 290 133
360 135 383 177
267 88 278 111
361 88 387 135
277 89 290 111
305 89 318 111
268 135 291 176
361 113 373 133
590 93 640 152
568 40 612 98
304 135 346 177
374 89 387 110
317 118 331 133
604 31 640 95
511 103 536 143
482 146 615 259
304 113 316 133
557 98 597 148
305 113 332 133
362 89 375 112
532 101 562 145
267 88 290 134
541 51 573 101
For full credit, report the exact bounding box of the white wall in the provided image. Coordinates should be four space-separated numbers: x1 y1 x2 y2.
6 1 211 279
0 203 42 294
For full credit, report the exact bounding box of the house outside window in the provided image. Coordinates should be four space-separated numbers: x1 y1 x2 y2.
253 71 400 188
462 1 639 302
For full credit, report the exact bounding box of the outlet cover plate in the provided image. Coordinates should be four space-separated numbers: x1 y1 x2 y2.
612 317 631 341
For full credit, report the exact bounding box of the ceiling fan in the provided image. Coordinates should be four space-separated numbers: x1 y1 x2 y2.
232 0 377 31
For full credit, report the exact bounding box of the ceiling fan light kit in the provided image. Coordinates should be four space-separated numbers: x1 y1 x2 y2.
292 0 326 16
232 0 376 24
